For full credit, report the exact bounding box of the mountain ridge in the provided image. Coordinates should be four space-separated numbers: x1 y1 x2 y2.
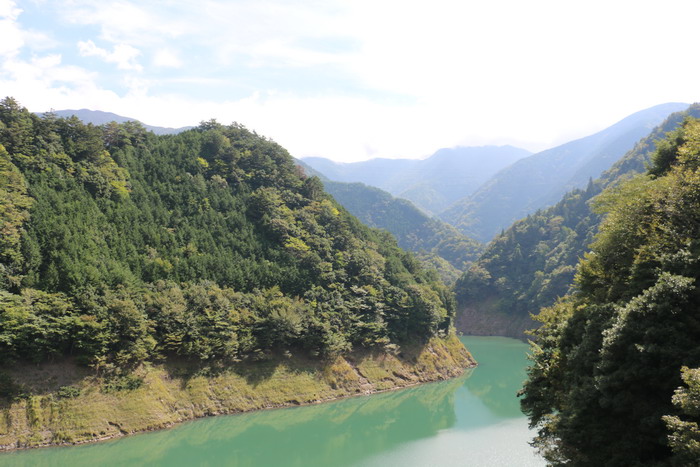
453 103 700 338
439 102 689 242
302 145 531 214
36 109 193 135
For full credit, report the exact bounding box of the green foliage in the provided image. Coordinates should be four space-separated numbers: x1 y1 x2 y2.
56 385 81 399
0 144 33 289
322 180 483 276
664 367 700 465
0 97 454 370
455 104 700 338
0 289 82 364
0 371 20 399
520 115 700 465
103 374 144 393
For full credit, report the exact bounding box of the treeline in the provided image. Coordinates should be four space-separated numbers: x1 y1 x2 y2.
0 97 454 372
454 104 700 337
520 116 700 465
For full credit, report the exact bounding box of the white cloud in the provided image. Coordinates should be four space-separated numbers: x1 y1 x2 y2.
78 39 142 71
63 1 191 44
0 0 23 57
2 0 700 162
152 49 183 68
21 28 57 51
0 0 20 19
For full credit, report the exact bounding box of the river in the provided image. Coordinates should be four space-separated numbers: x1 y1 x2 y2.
0 336 544 466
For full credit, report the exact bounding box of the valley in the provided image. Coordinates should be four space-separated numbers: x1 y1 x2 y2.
2 98 700 465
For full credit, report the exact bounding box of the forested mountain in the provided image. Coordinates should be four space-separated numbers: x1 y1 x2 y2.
440 103 688 242
294 159 482 283
0 97 458 371
454 104 700 338
520 114 700 466
37 109 193 135
303 145 530 214
320 180 483 284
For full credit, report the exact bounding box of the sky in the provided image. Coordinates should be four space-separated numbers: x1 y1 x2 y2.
1 0 699 162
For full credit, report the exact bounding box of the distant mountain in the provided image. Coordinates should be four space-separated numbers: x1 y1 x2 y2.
322 180 483 283
303 145 531 214
453 103 700 338
37 109 193 135
294 159 482 283
439 102 689 242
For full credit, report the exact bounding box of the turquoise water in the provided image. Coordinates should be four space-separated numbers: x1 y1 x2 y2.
0 336 543 466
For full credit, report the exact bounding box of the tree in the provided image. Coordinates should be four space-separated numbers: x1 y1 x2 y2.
664 367 700 465
521 116 700 465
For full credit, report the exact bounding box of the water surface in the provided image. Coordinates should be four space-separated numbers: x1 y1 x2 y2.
0 336 543 466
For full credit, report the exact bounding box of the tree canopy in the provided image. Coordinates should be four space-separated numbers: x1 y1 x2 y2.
520 116 700 466
0 97 455 373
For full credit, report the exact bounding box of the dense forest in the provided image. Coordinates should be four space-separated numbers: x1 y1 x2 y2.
454 104 700 337
0 97 456 378
320 180 483 284
520 116 700 465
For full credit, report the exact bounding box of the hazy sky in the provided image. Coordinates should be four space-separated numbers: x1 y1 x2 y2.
1 0 698 162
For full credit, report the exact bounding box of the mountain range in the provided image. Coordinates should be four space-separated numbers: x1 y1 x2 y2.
303 103 687 244
303 145 531 215
440 102 689 241
294 160 482 283
453 103 700 337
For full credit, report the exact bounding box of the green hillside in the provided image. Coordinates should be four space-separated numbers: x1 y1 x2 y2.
0 96 460 372
520 114 700 465
454 104 700 338
321 180 483 284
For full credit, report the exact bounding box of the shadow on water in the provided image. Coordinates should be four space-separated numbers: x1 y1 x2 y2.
0 336 534 467
0 374 466 467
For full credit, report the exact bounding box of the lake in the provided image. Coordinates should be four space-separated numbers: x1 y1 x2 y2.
0 336 543 466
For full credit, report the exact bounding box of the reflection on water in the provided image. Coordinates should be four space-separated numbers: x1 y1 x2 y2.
0 337 543 467
459 336 531 421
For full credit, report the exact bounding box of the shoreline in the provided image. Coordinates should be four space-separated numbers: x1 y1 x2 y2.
2 369 474 453
0 334 475 452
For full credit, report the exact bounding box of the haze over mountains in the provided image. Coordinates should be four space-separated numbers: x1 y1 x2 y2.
441 102 689 241
303 145 531 214
305 103 688 244
454 103 700 338
293 160 481 283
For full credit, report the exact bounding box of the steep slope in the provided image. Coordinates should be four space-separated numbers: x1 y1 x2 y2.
520 114 700 466
440 102 689 242
321 180 483 283
454 103 700 338
303 145 530 214
0 97 472 447
1 96 463 361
